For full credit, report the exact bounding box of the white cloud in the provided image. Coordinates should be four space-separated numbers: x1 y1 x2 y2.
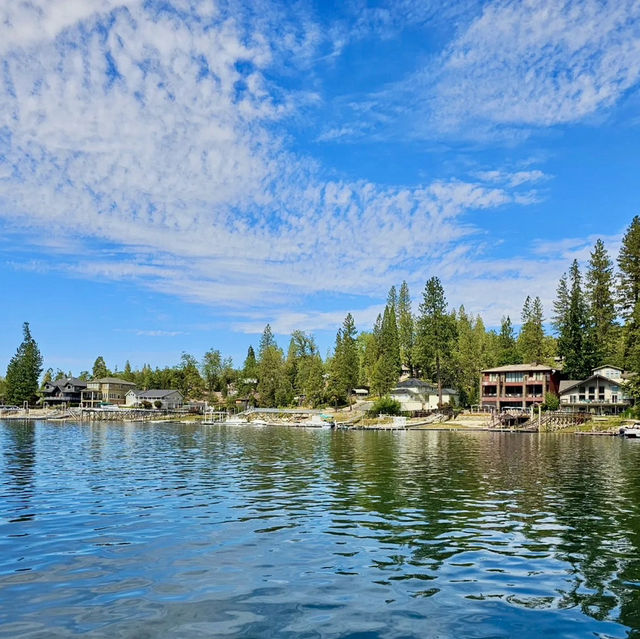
435 0 640 130
0 0 540 320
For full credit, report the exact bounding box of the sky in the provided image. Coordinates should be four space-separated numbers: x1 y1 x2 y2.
0 0 639 375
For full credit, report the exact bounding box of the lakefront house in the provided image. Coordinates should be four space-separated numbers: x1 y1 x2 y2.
390 378 458 412
40 377 87 407
80 377 137 407
125 389 184 410
558 365 631 414
480 363 561 411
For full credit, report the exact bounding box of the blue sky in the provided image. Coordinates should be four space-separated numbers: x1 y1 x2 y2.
1 0 639 375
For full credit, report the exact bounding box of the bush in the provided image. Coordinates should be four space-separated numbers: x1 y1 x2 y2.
141 400 152 409
367 395 402 417
154 400 163 410
542 392 559 411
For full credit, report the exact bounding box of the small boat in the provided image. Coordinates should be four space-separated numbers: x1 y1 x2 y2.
619 425 640 438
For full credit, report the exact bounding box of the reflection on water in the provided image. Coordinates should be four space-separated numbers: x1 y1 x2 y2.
1 421 640 638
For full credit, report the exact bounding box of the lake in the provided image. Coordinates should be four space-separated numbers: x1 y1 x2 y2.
1 420 640 638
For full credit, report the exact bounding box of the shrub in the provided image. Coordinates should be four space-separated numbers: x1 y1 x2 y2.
367 395 402 417
542 392 559 411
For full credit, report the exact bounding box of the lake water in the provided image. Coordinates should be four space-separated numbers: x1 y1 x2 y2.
1 420 640 638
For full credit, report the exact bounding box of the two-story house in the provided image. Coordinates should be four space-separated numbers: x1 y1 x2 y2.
558 365 630 414
40 377 87 407
480 364 560 411
81 377 137 407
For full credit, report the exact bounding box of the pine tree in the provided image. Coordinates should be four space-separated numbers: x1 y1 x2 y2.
586 239 618 365
552 273 570 361
497 316 520 365
618 217 640 371
414 277 457 406
92 356 109 379
453 307 487 407
517 296 545 363
371 305 401 395
397 281 414 374
5 322 43 405
562 260 595 379
339 314 359 408
122 360 135 382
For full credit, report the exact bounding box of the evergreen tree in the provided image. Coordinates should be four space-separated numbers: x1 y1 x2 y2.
339 314 359 408
122 360 135 382
517 296 545 363
562 260 596 379
618 216 640 318
618 217 640 371
552 273 570 361
414 277 457 406
453 306 488 407
5 322 43 405
259 324 277 358
397 281 414 374
92 356 109 379
586 239 618 365
371 305 401 395
497 316 520 365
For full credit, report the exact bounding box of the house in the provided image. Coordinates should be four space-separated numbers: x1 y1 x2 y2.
559 365 630 414
40 377 87 407
390 378 458 412
480 364 560 411
81 377 137 407
126 389 184 410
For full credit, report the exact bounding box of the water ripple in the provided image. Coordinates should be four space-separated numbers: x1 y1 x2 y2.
1 422 640 638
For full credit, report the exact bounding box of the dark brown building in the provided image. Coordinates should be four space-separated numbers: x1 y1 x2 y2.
480 364 560 411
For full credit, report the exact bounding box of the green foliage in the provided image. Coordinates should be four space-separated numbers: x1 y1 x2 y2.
329 314 359 406
497 316 520 365
542 392 560 411
370 302 401 396
5 322 43 406
201 349 223 393
414 277 457 404
92 356 110 379
367 395 402 416
154 400 163 410
586 239 618 365
453 306 490 407
555 260 596 378
257 326 290 407
397 281 414 374
174 352 205 399
0 376 7 403
517 296 546 363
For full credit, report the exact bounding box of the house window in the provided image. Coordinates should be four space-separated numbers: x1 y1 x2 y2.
506 373 524 382
612 395 618 404
579 395 585 401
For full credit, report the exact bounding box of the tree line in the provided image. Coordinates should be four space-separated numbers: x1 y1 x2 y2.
3 216 640 409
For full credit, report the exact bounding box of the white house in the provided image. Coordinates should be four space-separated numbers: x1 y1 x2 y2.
390 378 458 412
559 365 630 414
126 389 184 410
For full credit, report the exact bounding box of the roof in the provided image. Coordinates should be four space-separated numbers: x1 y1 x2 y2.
44 377 87 390
394 378 436 391
92 377 137 385
559 373 622 395
592 364 623 372
129 389 182 399
558 380 580 393
482 363 555 373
